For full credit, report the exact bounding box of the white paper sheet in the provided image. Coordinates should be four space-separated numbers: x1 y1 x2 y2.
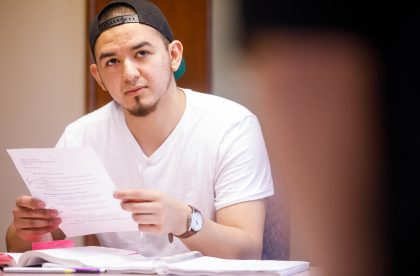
7 147 138 237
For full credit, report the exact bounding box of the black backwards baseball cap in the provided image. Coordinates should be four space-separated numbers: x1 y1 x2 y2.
89 0 186 80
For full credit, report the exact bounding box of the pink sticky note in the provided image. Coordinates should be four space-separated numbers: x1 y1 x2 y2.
32 240 74 250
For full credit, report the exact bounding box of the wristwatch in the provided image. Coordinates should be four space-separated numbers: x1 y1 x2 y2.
168 205 203 243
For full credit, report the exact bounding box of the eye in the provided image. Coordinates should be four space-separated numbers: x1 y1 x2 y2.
136 50 149 57
105 58 119 66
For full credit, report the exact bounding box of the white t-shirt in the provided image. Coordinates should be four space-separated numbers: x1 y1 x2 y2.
56 89 274 257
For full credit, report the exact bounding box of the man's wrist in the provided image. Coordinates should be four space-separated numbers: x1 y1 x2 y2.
174 204 192 236
175 205 203 238
168 204 203 244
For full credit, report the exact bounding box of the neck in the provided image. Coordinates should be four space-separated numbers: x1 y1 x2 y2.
123 85 185 157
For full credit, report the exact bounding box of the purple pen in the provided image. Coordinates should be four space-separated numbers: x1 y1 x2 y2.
73 267 106 273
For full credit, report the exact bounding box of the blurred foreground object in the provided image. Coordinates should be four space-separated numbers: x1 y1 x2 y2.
239 1 420 275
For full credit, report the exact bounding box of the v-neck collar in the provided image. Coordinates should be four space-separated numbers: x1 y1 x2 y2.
116 89 190 164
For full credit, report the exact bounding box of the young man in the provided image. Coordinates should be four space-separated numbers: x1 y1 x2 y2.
6 0 273 259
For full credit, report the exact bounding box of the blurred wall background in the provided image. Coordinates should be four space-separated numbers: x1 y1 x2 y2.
0 0 86 251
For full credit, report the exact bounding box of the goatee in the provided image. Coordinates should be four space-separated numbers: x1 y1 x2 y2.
128 95 159 117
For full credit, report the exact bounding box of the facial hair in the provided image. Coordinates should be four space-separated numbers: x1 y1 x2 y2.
127 95 159 117
126 66 173 117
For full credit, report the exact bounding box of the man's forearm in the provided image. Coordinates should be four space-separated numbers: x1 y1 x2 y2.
182 219 263 259
181 200 266 259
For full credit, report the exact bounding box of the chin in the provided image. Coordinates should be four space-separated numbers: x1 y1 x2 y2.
128 103 158 117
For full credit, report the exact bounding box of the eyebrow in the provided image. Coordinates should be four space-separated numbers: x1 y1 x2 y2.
98 42 153 62
98 52 115 62
131 41 153 51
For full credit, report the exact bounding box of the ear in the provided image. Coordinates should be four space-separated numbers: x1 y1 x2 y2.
168 40 183 72
90 64 107 91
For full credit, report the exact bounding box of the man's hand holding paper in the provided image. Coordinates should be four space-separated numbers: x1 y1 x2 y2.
12 195 61 242
7 147 138 240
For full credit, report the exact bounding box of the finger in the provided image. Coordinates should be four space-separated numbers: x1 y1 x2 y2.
16 226 59 242
16 196 45 209
13 206 58 219
121 201 159 213
14 217 61 229
114 189 161 201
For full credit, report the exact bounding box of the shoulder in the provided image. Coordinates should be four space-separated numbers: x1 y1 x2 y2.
58 101 122 147
184 89 256 122
56 101 122 147
63 101 119 133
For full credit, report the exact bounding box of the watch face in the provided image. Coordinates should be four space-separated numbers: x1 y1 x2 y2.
191 212 203 232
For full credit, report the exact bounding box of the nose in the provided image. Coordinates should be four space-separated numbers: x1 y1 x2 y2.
122 59 140 83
